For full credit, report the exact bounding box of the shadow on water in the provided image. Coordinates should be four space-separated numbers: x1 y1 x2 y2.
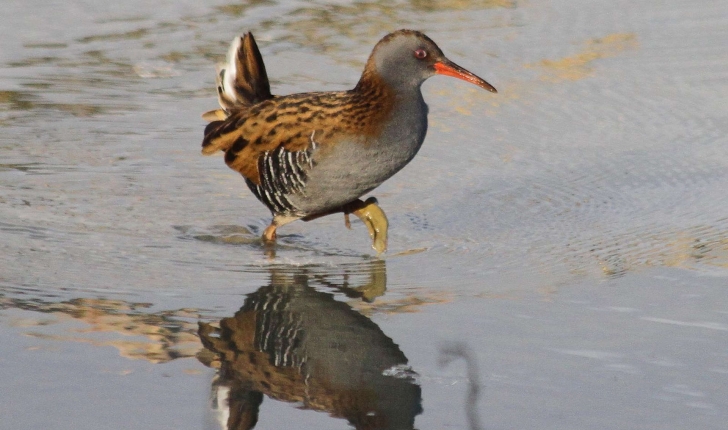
197 260 424 429
174 224 373 258
439 343 484 430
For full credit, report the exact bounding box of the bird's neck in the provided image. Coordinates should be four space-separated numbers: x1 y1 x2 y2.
350 62 428 152
354 62 423 100
349 62 428 145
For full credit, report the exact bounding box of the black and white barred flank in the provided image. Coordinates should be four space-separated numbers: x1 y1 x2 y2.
252 290 306 370
245 132 319 215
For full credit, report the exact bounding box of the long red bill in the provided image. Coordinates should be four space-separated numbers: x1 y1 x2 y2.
434 60 497 93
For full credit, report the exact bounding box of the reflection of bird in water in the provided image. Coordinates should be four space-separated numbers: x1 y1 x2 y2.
198 261 422 430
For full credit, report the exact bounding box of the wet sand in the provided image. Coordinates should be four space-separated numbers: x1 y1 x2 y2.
2 1 727 429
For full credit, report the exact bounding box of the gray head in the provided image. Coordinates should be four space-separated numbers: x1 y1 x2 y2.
361 29 497 93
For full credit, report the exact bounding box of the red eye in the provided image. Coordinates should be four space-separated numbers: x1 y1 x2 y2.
414 49 427 59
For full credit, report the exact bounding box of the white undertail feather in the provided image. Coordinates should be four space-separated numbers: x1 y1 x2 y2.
203 32 275 123
202 37 245 122
219 36 244 106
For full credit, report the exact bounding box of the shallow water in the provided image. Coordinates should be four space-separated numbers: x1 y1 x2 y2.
2 0 728 429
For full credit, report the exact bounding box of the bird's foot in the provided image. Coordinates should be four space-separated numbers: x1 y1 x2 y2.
263 215 300 244
262 223 277 241
347 197 388 255
303 202 387 254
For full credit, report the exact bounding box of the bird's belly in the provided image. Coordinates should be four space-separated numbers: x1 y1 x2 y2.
289 131 425 215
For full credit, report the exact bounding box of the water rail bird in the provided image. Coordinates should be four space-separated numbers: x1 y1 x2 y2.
202 30 496 254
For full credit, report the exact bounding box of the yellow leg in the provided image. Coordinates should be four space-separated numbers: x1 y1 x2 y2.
347 197 388 255
301 199 388 254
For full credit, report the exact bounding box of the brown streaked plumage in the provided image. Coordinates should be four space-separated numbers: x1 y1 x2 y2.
202 76 395 184
201 30 496 253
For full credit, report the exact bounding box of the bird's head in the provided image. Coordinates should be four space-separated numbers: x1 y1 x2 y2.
363 29 497 93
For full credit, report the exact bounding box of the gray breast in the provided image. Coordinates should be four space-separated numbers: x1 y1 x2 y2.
289 93 429 215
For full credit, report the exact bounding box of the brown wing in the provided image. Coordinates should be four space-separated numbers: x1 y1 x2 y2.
201 67 396 186
202 92 356 185
202 93 343 185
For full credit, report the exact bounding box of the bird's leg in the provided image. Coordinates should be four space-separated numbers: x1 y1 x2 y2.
343 197 389 255
344 213 352 229
263 223 277 241
301 199 388 254
262 215 300 242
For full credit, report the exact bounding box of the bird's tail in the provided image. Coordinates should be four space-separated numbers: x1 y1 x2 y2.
202 32 274 122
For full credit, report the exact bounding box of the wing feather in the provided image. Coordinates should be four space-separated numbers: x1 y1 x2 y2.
202 93 351 185
201 37 397 188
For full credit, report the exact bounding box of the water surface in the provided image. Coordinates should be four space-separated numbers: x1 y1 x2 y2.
2 1 727 429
